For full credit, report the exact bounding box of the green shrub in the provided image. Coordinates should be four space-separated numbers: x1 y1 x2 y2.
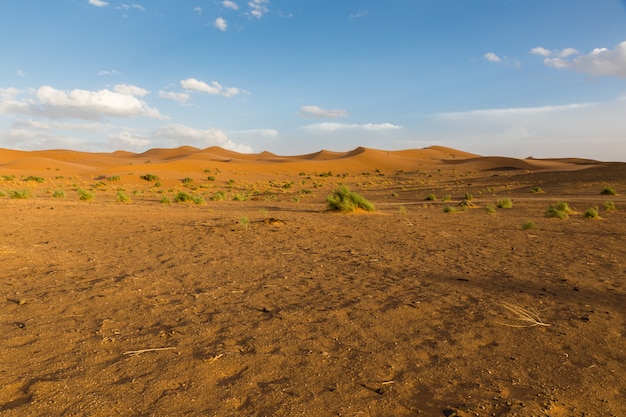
9 190 30 199
522 221 537 230
496 198 513 209
116 192 132 203
326 185 375 212
107 176 121 181
485 204 496 214
232 192 249 201
464 192 473 201
173 191 205 204
140 174 159 182
603 200 616 211
210 191 226 201
24 176 45 183
601 187 616 195
1 175 16 181
77 188 94 201
443 195 451 202
584 207 600 219
182 177 193 184
207 175 216 181
530 187 544 193
160 196 171 204
545 202 573 219
425 193 436 201
52 189 66 198
443 205 459 214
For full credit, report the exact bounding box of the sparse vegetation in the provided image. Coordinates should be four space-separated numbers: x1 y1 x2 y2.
522 221 537 230
496 198 513 209
160 196 171 204
116 192 132 203
426 193 436 201
464 192 473 201
24 176 45 183
207 175 216 181
107 176 121 181
210 191 226 201
603 200 616 211
545 202 573 219
485 204 496 214
182 177 193 184
443 205 460 214
52 189 66 198
601 187 616 195
77 188 94 201
173 191 205 204
239 215 250 230
584 207 600 219
9 190 30 199
530 187 544 193
140 174 159 182
326 185 374 212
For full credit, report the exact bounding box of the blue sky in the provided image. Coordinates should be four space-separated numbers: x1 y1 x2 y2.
1 0 626 160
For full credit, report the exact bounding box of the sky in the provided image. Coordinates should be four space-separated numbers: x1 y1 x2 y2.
1 0 626 160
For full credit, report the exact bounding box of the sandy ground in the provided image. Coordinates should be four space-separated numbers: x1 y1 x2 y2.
0 146 625 416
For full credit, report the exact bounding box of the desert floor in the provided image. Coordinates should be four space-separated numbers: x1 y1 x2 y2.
0 146 625 416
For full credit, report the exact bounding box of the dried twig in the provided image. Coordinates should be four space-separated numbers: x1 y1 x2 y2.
123 347 177 356
498 302 550 328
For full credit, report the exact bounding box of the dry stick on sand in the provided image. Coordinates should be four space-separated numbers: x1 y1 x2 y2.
123 347 178 356
498 302 551 328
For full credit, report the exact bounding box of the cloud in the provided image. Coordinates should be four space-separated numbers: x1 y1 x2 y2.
108 130 152 150
299 105 349 118
17 69 27 77
484 52 501 63
0 87 20 100
214 17 228 31
98 69 121 76
248 0 269 18
13 119 112 132
530 46 579 58
228 128 278 137
181 78 241 98
437 102 596 119
88 0 108 7
159 90 191 103
349 10 368 19
223 1 239 10
193 6 202 14
0 85 163 120
540 41 626 78
118 3 145 12
302 122 402 132
154 124 252 152
113 84 149 97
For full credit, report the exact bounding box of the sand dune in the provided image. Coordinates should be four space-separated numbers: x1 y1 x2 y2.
0 145 599 181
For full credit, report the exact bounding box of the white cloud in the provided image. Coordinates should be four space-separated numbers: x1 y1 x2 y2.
159 90 191 103
193 6 202 14
531 46 579 58
228 128 278 137
302 122 402 132
17 69 27 77
541 41 626 78
13 119 112 131
349 10 368 19
0 87 20 100
223 1 239 10
0 85 163 120
299 105 349 118
113 84 149 97
108 130 152 150
88 0 108 7
98 69 121 76
437 102 596 119
214 17 228 31
248 0 269 18
181 78 241 98
484 52 501 63
154 123 252 152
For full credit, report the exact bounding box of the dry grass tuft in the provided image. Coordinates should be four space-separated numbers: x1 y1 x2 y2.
497 302 550 328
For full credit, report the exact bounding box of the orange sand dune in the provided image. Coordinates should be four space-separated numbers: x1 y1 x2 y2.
0 145 600 181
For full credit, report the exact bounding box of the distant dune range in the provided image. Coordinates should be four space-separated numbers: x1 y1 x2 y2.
0 145 598 182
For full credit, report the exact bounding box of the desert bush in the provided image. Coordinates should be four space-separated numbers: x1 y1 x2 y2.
545 202 573 219
24 176 45 183
52 189 66 198
140 174 159 182
603 200 616 211
116 192 132 203
464 192 473 201
443 195 451 202
497 198 513 209
207 175 216 181
443 205 460 213
425 193 436 201
522 221 537 230
107 175 121 181
1 175 16 181
601 187 616 195
160 196 171 204
584 207 600 219
9 190 30 199
77 188 94 201
530 187 544 193
182 177 193 184
173 191 205 204
210 191 226 201
239 216 250 230
326 185 374 212
232 192 249 201
485 204 496 214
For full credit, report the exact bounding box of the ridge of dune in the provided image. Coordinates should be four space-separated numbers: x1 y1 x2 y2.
137 146 201 161
443 156 589 172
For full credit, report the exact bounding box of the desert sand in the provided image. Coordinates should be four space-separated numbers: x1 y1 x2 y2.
1 145 624 416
